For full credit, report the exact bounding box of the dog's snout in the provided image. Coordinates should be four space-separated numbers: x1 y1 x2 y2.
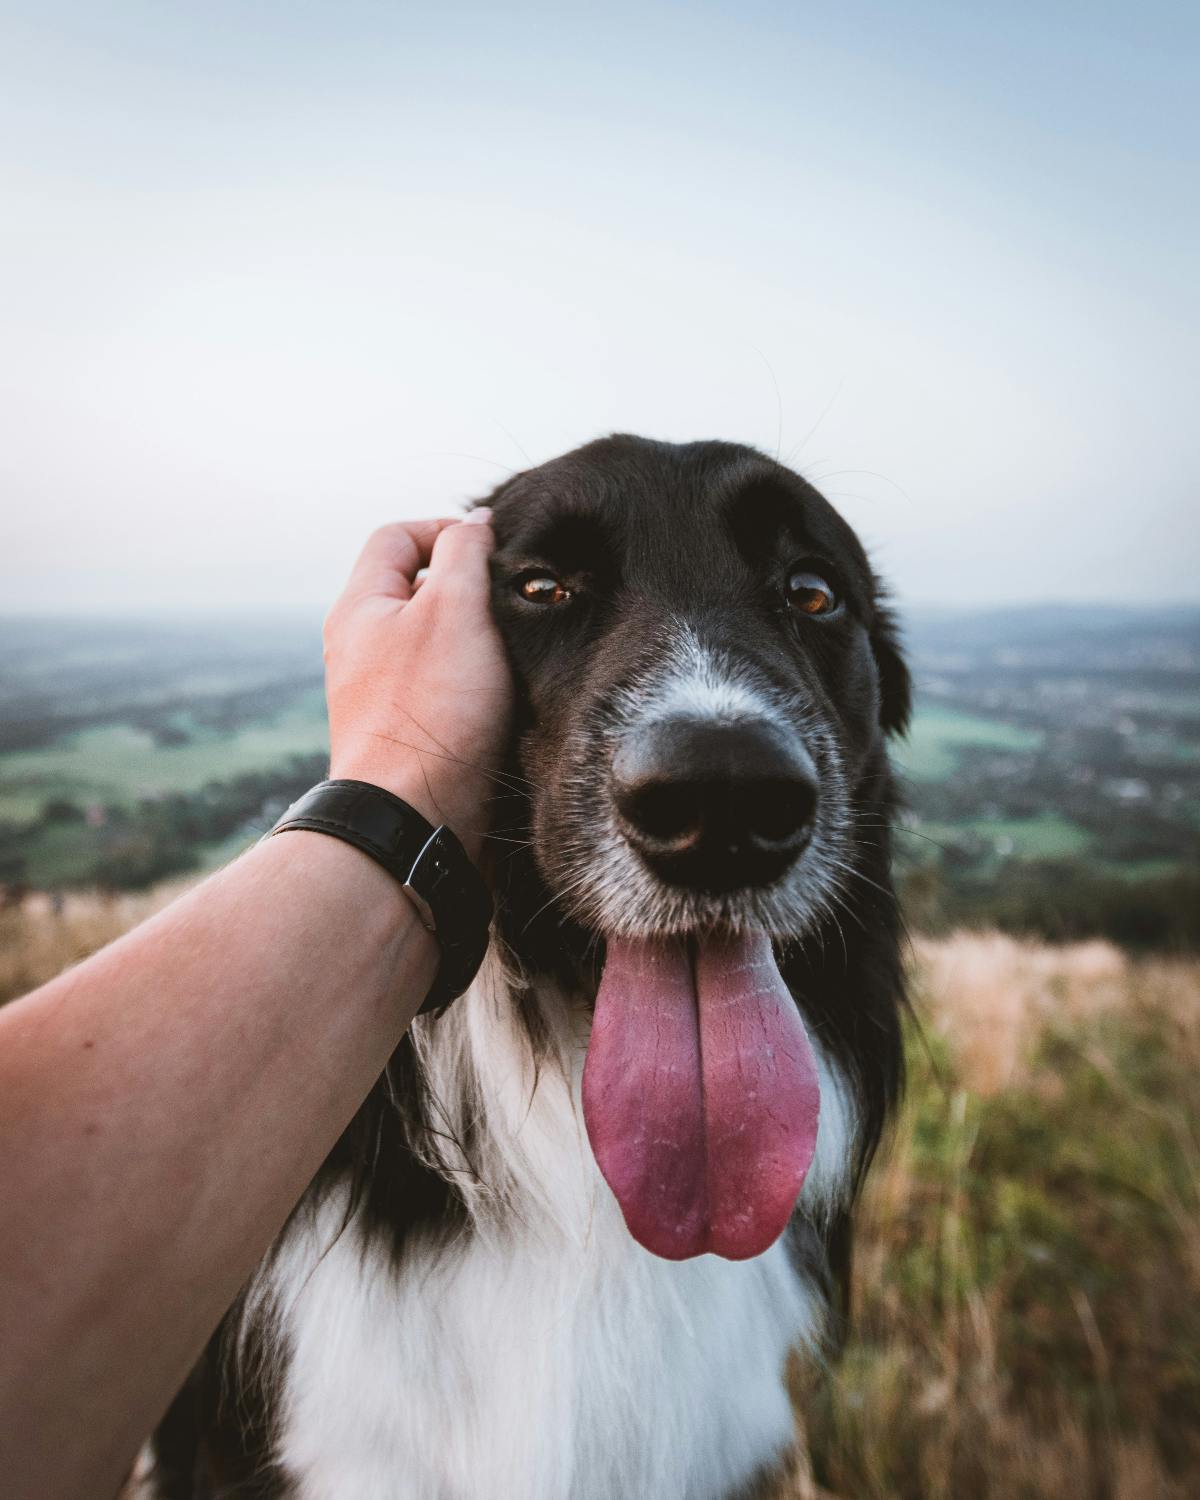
611 717 818 892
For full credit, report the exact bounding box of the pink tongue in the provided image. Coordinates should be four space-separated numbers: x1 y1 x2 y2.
581 931 821 1261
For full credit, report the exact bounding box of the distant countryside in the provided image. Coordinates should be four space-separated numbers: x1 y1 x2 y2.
1 605 1197 949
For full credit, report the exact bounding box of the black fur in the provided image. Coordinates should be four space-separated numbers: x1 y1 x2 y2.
149 1293 292 1498
151 434 909 1496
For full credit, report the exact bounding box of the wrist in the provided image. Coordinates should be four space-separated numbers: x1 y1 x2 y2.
268 779 493 1016
257 824 438 986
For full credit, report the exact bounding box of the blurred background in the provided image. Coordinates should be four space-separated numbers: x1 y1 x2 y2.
1 2 1197 1496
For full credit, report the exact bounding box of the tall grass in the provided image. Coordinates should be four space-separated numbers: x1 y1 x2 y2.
784 933 1200 1500
3 898 1196 1496
0 876 187 1008
0 885 186 1006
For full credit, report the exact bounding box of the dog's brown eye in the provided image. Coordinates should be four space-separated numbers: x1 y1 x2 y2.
518 575 572 606
785 569 838 616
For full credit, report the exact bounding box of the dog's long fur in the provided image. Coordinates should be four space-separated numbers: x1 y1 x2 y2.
141 435 910 1500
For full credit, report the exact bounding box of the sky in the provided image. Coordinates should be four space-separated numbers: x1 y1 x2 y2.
1 0 1196 613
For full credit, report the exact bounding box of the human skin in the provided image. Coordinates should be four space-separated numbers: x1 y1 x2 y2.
0 510 512 1500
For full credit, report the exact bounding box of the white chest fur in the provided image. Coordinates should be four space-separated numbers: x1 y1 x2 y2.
255 956 849 1500
271 1187 812 1500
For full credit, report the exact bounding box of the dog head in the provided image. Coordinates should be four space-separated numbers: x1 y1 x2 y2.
485 433 908 941
481 433 909 1260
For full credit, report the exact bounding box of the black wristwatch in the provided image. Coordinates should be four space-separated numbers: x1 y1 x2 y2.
267 779 492 1016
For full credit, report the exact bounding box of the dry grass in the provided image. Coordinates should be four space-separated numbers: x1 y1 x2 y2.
0 884 187 1006
3 898 1197 1497
780 933 1200 1500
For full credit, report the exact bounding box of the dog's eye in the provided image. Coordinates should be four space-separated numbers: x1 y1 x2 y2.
518 574 572 606
785 568 838 617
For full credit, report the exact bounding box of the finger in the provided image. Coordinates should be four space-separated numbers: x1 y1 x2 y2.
421 509 495 611
342 519 458 603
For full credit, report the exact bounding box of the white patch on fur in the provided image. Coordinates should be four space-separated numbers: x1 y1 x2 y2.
648 623 779 726
253 950 851 1500
118 1445 156 1498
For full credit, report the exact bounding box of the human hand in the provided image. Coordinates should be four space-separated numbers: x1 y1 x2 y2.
324 511 512 860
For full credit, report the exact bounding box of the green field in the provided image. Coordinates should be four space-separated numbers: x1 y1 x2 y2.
0 688 329 822
10 821 262 889
895 704 1042 782
916 812 1094 862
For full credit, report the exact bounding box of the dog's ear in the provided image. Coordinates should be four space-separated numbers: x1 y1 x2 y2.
871 601 911 736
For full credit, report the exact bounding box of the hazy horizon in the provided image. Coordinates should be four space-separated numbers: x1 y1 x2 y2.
2 1 1197 613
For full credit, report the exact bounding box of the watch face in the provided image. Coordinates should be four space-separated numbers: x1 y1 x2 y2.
407 827 465 924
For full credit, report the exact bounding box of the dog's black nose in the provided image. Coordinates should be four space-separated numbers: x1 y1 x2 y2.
611 717 818 892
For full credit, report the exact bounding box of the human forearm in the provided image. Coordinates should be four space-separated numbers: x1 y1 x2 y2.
0 831 436 1499
0 510 509 1497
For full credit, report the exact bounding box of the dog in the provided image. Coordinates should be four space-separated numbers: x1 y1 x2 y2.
140 434 910 1499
